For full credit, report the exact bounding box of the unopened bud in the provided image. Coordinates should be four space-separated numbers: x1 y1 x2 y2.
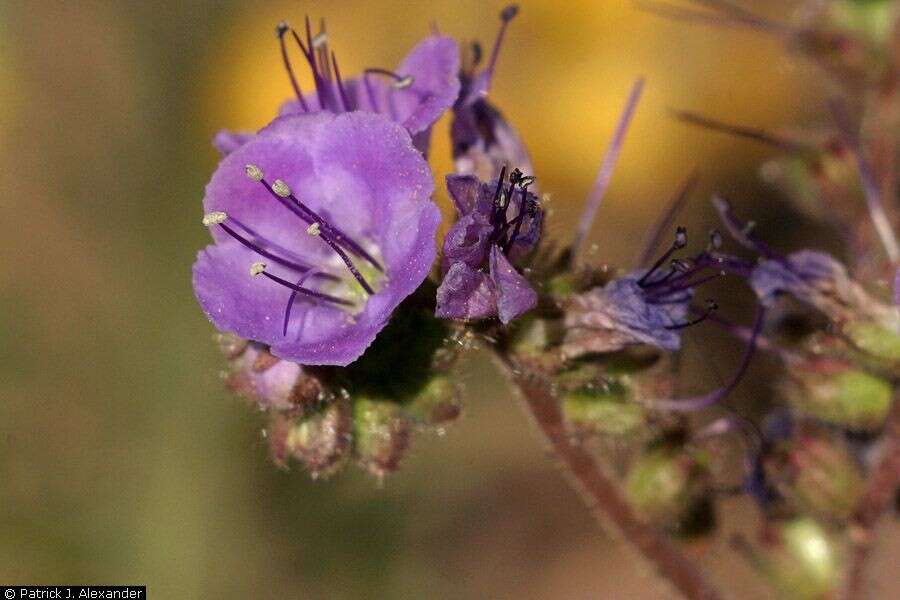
764 425 863 521
770 518 841 600
782 358 892 431
562 380 645 436
845 321 900 363
625 447 711 534
353 399 411 478
285 398 353 478
226 344 322 411
406 376 461 427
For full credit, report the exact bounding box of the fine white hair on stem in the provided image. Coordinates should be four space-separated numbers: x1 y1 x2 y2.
569 78 645 267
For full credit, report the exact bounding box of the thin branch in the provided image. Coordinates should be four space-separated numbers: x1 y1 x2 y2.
492 352 724 600
671 109 808 152
844 398 900 600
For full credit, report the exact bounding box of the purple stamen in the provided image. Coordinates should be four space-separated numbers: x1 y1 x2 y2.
217 221 312 273
331 51 352 112
256 178 377 295
636 172 699 268
283 271 313 336
637 226 688 286
277 22 309 112
482 5 519 94
643 307 766 412
260 270 354 307
665 299 718 330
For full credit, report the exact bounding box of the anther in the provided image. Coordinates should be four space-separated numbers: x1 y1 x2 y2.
250 262 267 277
709 229 723 250
674 226 687 249
501 4 520 22
203 211 228 226
276 21 289 38
665 299 719 330
393 75 414 89
272 179 292 197
307 222 321 236
245 164 264 182
312 31 328 48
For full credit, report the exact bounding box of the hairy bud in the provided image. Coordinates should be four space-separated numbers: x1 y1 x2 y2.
562 380 645 436
284 398 353 478
782 357 892 431
354 400 412 478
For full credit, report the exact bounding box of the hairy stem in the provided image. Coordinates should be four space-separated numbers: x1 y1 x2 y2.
844 398 900 600
492 351 724 600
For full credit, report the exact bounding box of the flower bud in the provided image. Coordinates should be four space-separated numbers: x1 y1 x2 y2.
764 425 864 521
845 321 900 364
284 398 353 479
782 357 892 431
562 380 645 436
353 399 411 478
625 447 711 534
769 518 841 600
223 342 325 412
405 375 462 427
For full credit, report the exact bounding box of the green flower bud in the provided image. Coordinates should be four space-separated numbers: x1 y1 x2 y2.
562 380 645 436
783 358 893 431
625 448 711 534
354 399 411 478
284 398 353 479
770 518 841 600
765 426 864 521
509 315 564 357
845 321 900 363
405 375 461 427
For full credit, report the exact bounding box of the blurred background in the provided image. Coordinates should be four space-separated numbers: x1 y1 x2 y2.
2 0 892 598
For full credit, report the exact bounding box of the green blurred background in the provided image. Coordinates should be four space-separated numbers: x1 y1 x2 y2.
3 1 886 598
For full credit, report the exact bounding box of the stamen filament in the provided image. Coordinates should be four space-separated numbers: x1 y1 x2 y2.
483 5 519 94
331 51 352 112
642 307 766 412
262 179 376 294
665 300 718 330
277 22 309 112
637 226 688 286
260 269 354 307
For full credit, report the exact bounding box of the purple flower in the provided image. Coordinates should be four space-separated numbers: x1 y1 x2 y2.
451 6 535 182
216 18 459 156
714 196 898 328
193 111 441 366
561 224 751 359
562 273 689 358
435 169 541 324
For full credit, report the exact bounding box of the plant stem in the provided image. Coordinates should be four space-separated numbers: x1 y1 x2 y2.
492 352 724 600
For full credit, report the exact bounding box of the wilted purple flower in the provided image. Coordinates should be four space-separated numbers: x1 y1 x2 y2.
451 6 535 181
193 111 441 366
215 17 460 156
562 225 750 359
435 168 541 324
714 196 899 330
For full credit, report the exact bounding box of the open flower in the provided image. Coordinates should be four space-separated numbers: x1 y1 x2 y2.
215 18 459 156
193 111 441 366
435 168 541 324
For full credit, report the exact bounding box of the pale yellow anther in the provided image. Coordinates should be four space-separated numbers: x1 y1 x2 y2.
312 32 328 48
245 164 264 182
272 179 291 197
393 75 414 89
250 262 267 277
202 211 228 226
306 222 321 236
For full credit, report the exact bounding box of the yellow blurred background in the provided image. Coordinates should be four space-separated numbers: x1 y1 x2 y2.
5 1 889 598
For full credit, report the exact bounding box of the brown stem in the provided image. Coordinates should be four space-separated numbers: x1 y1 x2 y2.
844 398 900 600
492 352 724 600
